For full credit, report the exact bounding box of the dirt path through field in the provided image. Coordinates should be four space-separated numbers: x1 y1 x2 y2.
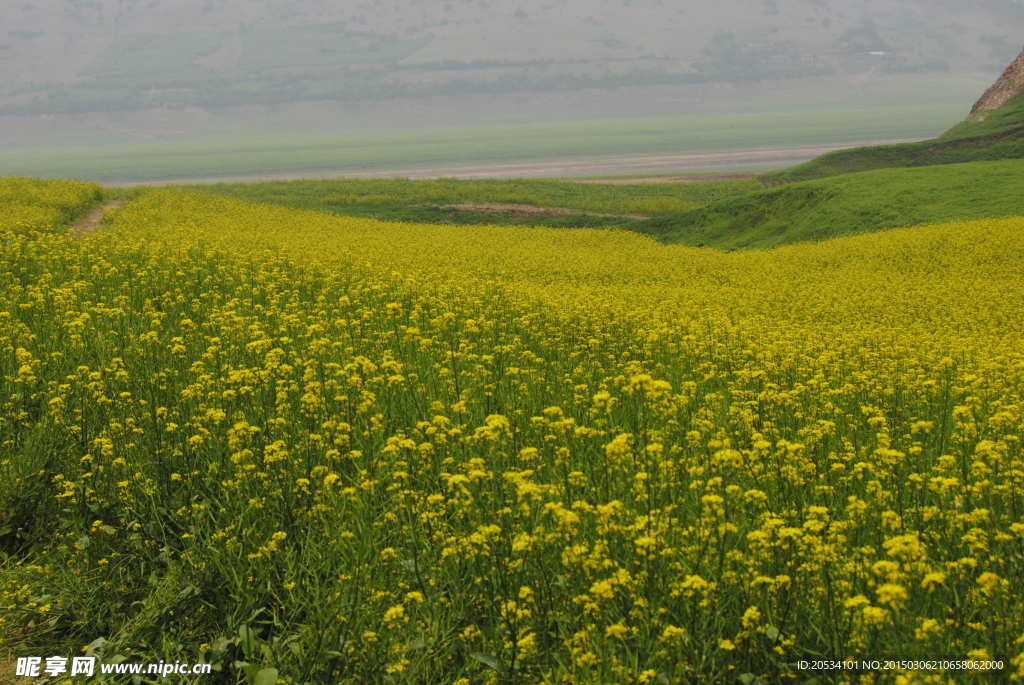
573 172 760 184
71 200 122 234
0 658 32 684
443 202 649 219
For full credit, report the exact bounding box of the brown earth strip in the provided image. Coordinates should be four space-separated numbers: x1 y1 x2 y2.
572 172 760 184
0 658 33 685
443 202 648 220
71 200 122 234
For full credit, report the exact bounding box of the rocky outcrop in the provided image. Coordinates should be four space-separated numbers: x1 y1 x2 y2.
969 47 1024 120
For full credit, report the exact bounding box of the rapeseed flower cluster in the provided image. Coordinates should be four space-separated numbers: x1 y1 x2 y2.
0 177 102 236
1 185 1023 683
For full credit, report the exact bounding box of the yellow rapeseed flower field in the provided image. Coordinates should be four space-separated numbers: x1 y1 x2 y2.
0 177 102 236
1 183 1023 683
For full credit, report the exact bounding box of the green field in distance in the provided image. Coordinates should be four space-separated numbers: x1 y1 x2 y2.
1 106 965 184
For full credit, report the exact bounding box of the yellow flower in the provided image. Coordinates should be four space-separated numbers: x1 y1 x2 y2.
976 572 1005 595
512 532 534 552
876 583 908 609
385 659 410 674
914 618 942 640
605 623 629 639
383 605 405 623
862 606 890 626
844 595 870 609
920 572 946 591
661 625 687 643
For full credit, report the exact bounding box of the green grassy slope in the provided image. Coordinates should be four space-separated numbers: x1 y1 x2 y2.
184 176 761 225
762 95 1024 183
636 158 1024 249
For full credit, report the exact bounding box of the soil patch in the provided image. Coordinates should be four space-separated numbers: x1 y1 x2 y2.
573 173 760 185
71 200 122 234
443 202 648 220
0 658 33 685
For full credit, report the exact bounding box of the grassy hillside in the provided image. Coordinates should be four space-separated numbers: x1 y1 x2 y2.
762 94 1024 183
3 183 1024 682
184 176 761 227
637 158 1024 249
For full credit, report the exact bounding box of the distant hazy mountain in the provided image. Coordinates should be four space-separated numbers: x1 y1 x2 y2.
2 0 1023 117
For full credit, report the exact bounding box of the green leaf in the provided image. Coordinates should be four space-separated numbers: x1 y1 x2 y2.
469 652 502 672
738 676 767 685
212 636 231 655
253 667 278 685
85 637 108 657
239 625 258 659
